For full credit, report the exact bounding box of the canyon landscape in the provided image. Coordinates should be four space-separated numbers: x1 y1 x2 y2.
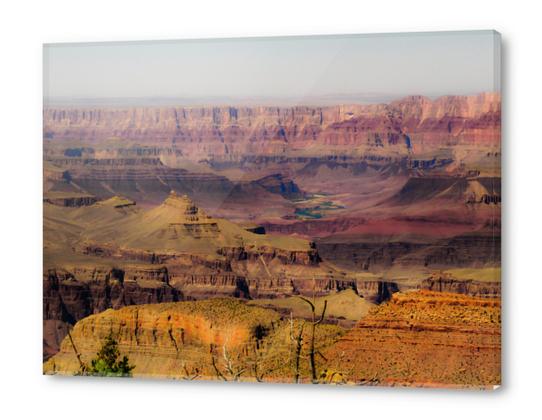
43 33 501 388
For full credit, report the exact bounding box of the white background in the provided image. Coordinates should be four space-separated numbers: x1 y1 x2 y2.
0 1 539 418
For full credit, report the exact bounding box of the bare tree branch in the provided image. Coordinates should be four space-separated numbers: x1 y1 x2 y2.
67 328 87 374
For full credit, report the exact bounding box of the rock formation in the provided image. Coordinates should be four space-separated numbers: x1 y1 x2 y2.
43 266 181 359
43 94 500 158
42 93 501 385
43 299 343 381
316 230 501 272
325 290 501 387
44 193 392 360
44 290 500 387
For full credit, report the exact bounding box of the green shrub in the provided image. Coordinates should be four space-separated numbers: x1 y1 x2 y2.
87 333 134 377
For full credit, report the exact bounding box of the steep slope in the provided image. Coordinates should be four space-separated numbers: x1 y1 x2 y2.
43 265 181 360
78 191 311 255
391 176 501 206
44 299 344 381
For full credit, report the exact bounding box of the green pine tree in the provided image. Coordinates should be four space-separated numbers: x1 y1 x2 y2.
87 333 135 377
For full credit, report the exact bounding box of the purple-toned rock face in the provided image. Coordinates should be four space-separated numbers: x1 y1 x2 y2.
43 94 500 158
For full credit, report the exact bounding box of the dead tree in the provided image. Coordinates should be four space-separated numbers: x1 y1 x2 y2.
290 318 305 383
210 344 227 381
249 338 275 382
67 328 87 374
180 362 200 381
209 343 246 381
297 296 327 383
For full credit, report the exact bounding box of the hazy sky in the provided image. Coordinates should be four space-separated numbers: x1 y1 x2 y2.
44 31 500 104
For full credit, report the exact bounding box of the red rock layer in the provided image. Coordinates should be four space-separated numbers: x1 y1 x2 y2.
326 290 501 387
43 93 500 157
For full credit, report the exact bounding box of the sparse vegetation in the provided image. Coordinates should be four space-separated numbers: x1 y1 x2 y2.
87 333 135 377
46 291 499 387
68 331 135 377
297 296 328 382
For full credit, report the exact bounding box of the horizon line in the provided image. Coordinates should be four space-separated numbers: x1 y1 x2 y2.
43 91 500 108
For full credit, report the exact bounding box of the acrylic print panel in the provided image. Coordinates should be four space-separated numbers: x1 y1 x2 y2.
43 31 501 388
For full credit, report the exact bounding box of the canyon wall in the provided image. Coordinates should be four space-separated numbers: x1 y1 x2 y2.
45 291 500 387
44 299 284 378
43 93 501 158
317 230 500 272
43 267 181 359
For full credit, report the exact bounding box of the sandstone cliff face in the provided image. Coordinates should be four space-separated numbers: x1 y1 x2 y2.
388 94 501 148
58 246 390 302
44 299 282 377
43 94 500 158
419 276 500 298
43 267 181 359
325 290 501 387
43 299 344 382
44 291 500 387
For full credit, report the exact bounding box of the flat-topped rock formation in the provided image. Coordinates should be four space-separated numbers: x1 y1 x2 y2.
325 290 501 387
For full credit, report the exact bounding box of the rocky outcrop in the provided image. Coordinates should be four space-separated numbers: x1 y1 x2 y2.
316 230 500 271
43 267 181 360
43 299 347 382
325 290 501 387
254 173 304 199
43 299 285 378
216 245 320 266
44 291 500 387
44 194 97 207
44 157 305 209
43 192 360 359
392 176 501 205
169 274 251 299
419 275 500 298
78 241 321 271
354 280 400 303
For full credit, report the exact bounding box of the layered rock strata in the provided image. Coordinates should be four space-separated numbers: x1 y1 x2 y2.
44 94 500 158
325 290 501 387
44 299 343 381
43 266 181 360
